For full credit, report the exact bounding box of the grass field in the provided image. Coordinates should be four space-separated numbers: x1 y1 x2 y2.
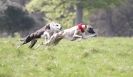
0 37 133 77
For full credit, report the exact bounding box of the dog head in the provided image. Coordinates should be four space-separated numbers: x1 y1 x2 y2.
45 22 62 32
87 25 97 36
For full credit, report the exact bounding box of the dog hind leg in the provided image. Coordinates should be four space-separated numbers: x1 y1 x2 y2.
17 35 34 48
22 34 34 44
29 39 37 48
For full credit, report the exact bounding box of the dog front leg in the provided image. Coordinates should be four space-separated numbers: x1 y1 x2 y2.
45 33 59 46
71 30 83 41
73 30 83 38
41 32 50 44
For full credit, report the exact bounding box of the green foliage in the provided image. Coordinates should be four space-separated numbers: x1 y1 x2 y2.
26 0 76 27
0 37 133 77
26 0 121 27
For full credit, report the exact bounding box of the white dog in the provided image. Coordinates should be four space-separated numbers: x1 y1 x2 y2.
19 22 62 48
45 23 96 45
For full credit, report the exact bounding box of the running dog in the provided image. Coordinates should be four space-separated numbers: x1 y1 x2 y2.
18 22 62 48
45 23 96 46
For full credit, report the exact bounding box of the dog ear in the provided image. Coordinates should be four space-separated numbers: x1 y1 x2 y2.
45 24 50 29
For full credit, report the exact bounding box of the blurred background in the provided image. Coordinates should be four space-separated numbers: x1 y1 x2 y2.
0 0 133 37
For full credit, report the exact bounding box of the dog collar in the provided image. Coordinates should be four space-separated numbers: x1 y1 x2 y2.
77 23 86 33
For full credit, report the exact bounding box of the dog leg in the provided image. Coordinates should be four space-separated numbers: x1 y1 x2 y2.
24 34 34 44
53 37 63 45
29 39 37 48
45 33 59 46
41 31 50 44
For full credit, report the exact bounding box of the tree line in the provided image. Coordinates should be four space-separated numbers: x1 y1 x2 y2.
0 0 133 37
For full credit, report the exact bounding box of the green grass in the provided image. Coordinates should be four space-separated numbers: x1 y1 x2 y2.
0 37 133 77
